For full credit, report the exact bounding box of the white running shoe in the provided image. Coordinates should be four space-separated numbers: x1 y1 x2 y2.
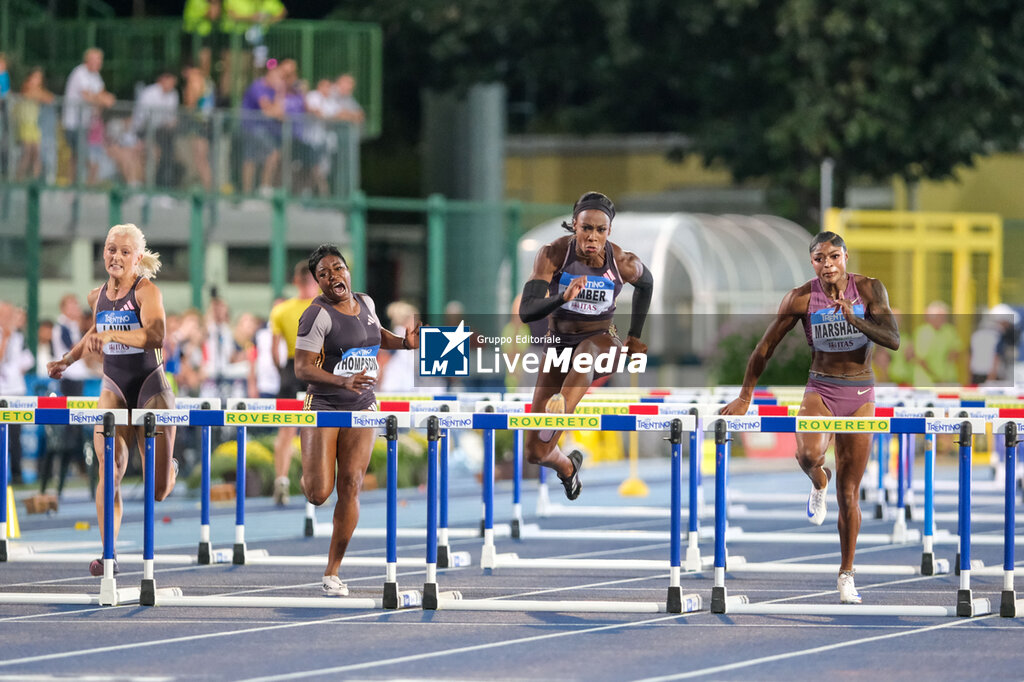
806 468 831 526
837 570 861 604
322 575 349 597
274 476 290 507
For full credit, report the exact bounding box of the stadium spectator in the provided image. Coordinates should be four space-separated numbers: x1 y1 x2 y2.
303 78 337 196
222 0 286 69
240 63 285 195
133 72 180 188
0 301 35 484
911 301 962 386
62 48 115 184
332 74 365 126
13 67 55 181
181 64 215 190
377 301 419 392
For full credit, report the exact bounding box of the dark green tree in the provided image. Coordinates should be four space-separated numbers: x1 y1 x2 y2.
330 0 1024 215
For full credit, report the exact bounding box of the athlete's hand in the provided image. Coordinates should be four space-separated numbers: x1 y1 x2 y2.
46 357 69 380
403 323 420 351
85 331 107 354
342 369 376 393
561 275 587 302
624 336 647 357
719 397 752 416
831 289 859 324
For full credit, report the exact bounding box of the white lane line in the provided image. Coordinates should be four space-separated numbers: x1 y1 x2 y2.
632 615 994 681
0 612 383 668
239 614 687 682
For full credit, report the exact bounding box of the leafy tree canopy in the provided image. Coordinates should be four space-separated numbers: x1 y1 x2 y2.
331 0 1024 197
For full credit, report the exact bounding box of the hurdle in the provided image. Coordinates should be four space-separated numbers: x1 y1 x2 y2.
0 406 179 606
418 414 704 613
709 417 992 617
140 410 450 610
302 394 513 552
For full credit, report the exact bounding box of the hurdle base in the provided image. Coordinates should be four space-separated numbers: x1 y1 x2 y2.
438 544 451 569
198 541 211 565
873 503 884 520
0 538 7 562
304 517 314 537
233 542 246 565
666 586 683 613
423 582 438 610
383 581 398 610
510 518 521 539
957 589 975 617
921 552 935 576
480 544 497 570
1000 590 1017 617
711 585 727 614
140 578 156 606
479 519 485 537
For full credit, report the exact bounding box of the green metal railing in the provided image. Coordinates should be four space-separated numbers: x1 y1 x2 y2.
14 17 383 138
7 183 569 359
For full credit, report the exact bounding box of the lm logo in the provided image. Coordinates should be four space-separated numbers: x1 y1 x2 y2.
419 320 472 377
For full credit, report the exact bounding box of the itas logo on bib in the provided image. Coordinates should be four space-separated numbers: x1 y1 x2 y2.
419 320 471 377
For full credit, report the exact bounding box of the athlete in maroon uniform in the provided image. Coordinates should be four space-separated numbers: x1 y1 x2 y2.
517 192 653 501
294 244 419 596
720 231 899 603
47 223 177 576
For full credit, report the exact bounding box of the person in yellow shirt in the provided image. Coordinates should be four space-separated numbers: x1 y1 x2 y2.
268 261 319 505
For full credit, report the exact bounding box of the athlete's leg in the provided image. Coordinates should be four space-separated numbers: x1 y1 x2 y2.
523 367 574 478
93 389 131 546
555 333 622 410
323 427 376 578
300 425 337 506
834 401 874 572
137 388 177 501
796 390 834 490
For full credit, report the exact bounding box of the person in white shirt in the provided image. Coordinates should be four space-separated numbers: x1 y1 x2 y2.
0 302 34 484
62 48 115 183
303 79 340 196
132 72 180 188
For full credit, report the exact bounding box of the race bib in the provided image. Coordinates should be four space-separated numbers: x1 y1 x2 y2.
95 309 144 355
809 305 869 353
558 273 615 316
333 345 380 378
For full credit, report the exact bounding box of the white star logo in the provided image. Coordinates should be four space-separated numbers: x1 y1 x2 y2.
440 320 472 358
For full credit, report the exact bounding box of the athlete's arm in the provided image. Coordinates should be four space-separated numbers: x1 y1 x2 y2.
89 280 166 353
51 288 100 377
518 241 585 323
719 287 807 415
615 247 653 344
380 326 419 351
835 276 900 351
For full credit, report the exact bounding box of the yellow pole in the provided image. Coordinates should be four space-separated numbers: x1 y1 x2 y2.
6 486 20 539
618 373 649 497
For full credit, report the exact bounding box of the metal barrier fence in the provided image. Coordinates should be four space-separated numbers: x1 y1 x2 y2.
1 96 360 199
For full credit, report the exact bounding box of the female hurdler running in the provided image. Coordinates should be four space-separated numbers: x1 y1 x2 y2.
517 191 653 501
720 231 899 604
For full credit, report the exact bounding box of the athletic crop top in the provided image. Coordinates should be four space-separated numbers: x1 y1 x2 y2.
294 293 381 410
547 241 623 322
95 276 163 379
804 275 870 353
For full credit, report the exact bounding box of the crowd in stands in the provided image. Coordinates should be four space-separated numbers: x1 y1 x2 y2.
0 45 364 197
